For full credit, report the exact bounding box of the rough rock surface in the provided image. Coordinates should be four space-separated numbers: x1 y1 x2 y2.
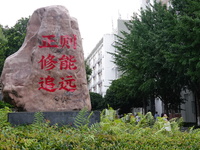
0 5 91 112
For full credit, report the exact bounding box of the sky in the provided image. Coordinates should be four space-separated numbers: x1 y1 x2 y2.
0 0 141 57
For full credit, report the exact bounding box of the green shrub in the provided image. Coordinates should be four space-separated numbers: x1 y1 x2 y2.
0 107 12 128
0 108 200 149
0 101 14 108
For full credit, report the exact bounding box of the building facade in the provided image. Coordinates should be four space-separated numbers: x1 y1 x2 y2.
180 90 196 123
86 19 128 97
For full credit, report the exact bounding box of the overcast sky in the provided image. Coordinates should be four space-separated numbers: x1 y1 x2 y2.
0 0 141 57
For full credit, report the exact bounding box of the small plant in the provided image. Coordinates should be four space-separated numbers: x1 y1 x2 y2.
101 107 117 121
33 111 45 125
74 108 93 129
136 112 155 128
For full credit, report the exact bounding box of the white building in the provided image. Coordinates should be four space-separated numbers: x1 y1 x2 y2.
86 19 128 97
181 90 196 123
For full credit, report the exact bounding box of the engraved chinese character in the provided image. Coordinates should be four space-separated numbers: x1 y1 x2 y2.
38 75 57 92
59 55 77 70
39 35 58 48
38 54 57 70
60 34 77 49
59 76 76 92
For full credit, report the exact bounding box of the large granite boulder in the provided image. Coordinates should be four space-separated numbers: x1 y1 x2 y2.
0 5 91 112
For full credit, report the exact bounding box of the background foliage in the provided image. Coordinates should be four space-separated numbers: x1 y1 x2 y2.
104 76 144 114
85 61 92 82
0 17 29 75
90 92 106 110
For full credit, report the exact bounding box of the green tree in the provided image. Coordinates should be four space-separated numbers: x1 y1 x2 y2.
85 60 92 82
104 76 144 114
112 1 185 114
164 0 200 124
0 17 29 75
0 26 7 44
90 92 105 110
0 26 7 74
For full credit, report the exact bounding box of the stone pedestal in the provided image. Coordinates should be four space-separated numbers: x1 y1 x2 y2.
8 111 100 127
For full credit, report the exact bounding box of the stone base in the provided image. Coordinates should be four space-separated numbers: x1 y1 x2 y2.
8 111 100 127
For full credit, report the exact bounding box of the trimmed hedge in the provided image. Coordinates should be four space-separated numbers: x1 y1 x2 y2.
0 107 200 149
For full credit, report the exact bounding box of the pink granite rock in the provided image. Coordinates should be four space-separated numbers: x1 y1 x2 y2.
0 5 91 112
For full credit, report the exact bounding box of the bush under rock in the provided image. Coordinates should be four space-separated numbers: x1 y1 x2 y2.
0 107 200 149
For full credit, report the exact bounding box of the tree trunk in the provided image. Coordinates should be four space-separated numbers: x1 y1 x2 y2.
150 95 155 115
143 98 147 114
164 101 169 116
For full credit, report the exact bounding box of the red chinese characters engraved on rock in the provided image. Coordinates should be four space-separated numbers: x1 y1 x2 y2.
59 76 76 92
38 35 58 48
39 34 77 49
38 75 57 92
38 54 57 70
60 34 77 49
59 55 77 70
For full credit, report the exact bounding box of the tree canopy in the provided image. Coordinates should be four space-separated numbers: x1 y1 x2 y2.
107 0 200 115
166 0 200 122
0 26 7 44
0 17 29 75
85 61 92 82
90 92 106 110
104 76 144 114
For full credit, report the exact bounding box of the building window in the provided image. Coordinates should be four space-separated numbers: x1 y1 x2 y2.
98 83 102 94
98 72 102 79
93 87 96 92
184 94 189 101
